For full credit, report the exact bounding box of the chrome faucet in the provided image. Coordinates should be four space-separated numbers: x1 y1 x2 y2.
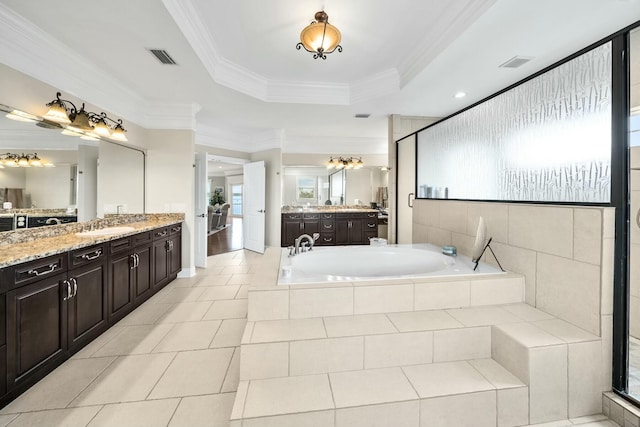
292 233 320 255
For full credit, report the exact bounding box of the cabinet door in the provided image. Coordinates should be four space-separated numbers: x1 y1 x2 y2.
68 262 107 352
168 233 182 277
108 252 134 321
282 220 302 247
348 217 365 244
335 219 350 245
133 245 153 304
152 239 169 288
6 273 67 389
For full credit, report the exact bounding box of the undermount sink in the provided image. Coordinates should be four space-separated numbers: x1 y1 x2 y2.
75 226 135 237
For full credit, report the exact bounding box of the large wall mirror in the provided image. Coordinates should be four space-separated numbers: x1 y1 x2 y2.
0 103 145 232
282 166 388 208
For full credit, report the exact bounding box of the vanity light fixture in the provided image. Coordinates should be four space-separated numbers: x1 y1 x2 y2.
296 10 342 60
326 156 363 169
0 153 53 168
5 109 38 123
43 92 128 141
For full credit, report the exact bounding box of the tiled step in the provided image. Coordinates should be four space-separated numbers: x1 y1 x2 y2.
248 274 525 321
492 319 603 424
239 304 553 381
230 359 528 427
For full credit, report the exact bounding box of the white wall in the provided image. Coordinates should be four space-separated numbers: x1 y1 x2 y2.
146 129 195 276
250 148 282 247
0 168 26 190
26 165 72 208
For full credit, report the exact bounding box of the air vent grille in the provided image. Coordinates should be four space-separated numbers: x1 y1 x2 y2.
147 48 177 65
499 56 533 69
354 114 371 119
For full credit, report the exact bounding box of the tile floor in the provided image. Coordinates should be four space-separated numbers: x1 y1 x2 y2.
0 249 623 427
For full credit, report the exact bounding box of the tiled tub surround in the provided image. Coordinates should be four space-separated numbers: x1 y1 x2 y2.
412 200 615 391
0 213 185 267
234 247 605 426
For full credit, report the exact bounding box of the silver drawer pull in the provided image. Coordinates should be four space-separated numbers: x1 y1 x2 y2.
323 237 333 242
367 224 376 228
156 231 168 237
27 263 57 276
172 226 181 232
81 249 102 261
324 224 333 229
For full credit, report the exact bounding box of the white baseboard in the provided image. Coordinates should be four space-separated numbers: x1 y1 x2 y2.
177 267 196 278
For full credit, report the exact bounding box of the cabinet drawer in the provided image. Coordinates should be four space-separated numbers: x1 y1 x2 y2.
336 213 364 219
366 221 378 229
365 231 378 242
108 237 132 255
320 213 334 220
6 254 66 289
169 224 182 235
283 214 302 221
302 213 320 220
321 221 335 231
152 227 169 240
318 232 336 245
365 212 378 219
132 231 152 247
378 217 389 225
70 244 107 268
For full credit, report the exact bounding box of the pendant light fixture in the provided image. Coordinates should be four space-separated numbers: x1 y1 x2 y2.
296 10 342 60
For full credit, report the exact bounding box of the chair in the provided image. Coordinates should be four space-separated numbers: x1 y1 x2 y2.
216 203 231 229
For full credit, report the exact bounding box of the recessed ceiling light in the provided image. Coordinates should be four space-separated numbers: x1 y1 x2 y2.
354 114 371 118
454 92 466 99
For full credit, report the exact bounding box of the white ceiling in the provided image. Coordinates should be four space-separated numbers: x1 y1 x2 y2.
1 0 639 155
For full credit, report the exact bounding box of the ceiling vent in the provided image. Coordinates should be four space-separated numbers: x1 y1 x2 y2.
354 114 371 119
499 56 533 69
147 48 177 65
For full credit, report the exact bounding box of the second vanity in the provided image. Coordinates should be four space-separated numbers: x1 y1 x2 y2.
0 214 183 408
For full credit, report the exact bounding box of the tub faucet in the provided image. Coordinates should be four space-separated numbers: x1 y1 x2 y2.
293 233 320 255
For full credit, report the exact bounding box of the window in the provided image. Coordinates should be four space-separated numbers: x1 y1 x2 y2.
231 184 243 216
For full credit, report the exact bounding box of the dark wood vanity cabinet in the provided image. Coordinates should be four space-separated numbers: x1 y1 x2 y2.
152 225 182 289
0 222 182 408
281 211 378 246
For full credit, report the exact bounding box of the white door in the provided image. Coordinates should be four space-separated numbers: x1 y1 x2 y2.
243 161 266 253
194 152 208 267
397 135 416 244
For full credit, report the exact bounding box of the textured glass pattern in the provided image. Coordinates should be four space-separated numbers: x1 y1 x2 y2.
417 43 612 203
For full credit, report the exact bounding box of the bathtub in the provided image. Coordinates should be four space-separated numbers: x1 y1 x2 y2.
278 243 505 285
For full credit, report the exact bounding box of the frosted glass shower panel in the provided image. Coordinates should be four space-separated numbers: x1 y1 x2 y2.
417 43 612 203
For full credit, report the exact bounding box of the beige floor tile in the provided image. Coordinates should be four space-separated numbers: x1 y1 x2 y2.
91 324 174 357
330 367 418 408
203 300 248 320
169 393 236 427
0 414 17 427
221 347 241 392
88 399 179 427
222 265 253 274
116 303 173 326
210 319 248 348
199 285 241 301
6 407 101 427
148 348 234 398
243 375 334 418
235 285 249 299
71 326 125 359
69 353 176 406
194 273 232 286
170 275 205 288
323 314 397 337
402 361 495 398
156 301 213 323
153 320 222 352
152 287 207 304
196 266 225 276
1 357 116 414
227 274 255 285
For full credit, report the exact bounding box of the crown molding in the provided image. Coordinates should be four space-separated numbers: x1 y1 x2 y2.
196 125 283 153
0 3 199 130
350 69 400 104
397 0 497 86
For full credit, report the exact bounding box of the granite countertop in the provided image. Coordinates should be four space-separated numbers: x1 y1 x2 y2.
0 214 184 268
